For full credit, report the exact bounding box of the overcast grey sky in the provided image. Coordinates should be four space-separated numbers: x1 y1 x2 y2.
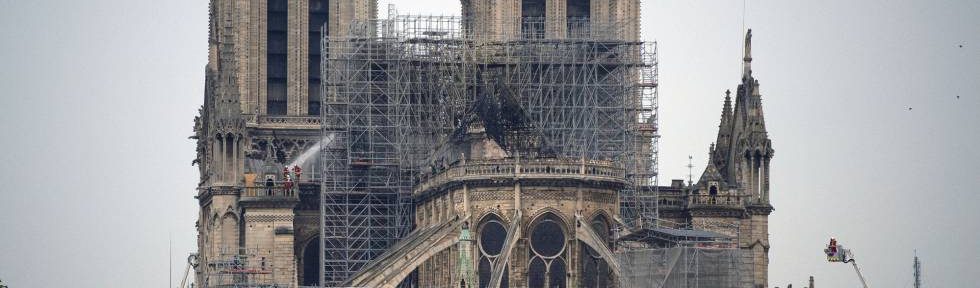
0 0 977 287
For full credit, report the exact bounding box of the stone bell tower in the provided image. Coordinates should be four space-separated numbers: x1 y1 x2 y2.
461 0 641 41
193 0 377 286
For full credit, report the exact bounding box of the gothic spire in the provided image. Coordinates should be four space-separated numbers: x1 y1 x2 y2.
721 89 733 127
714 28 772 186
697 145 725 187
750 79 768 136
713 90 735 166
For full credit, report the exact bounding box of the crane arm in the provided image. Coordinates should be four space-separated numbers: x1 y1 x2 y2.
178 262 191 288
844 259 869 288
179 254 197 288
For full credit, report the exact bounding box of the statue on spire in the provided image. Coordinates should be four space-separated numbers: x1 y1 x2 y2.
743 29 753 78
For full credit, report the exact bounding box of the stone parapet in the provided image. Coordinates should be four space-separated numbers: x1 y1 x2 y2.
690 194 745 209
239 186 300 209
245 114 321 130
414 157 627 197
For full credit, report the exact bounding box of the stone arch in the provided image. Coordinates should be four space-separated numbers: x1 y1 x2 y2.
219 205 240 224
580 211 613 288
219 212 240 254
343 218 467 288
300 235 321 286
587 212 612 243
476 207 509 224
525 207 570 232
477 213 509 288
526 211 569 288
586 210 612 227
208 212 221 233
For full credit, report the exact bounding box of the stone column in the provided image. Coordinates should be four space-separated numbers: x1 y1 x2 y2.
298 0 310 116
763 156 771 203
256 0 268 115
547 0 566 39
463 184 471 217
226 136 235 185
287 0 302 115
738 155 754 200
233 135 241 185
751 155 760 200
213 137 223 184
238 136 246 185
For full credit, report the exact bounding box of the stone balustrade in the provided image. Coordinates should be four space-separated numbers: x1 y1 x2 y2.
414 158 626 195
657 193 687 210
245 114 321 129
241 186 299 199
689 194 744 208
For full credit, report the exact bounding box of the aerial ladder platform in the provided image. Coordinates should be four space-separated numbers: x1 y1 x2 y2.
824 238 869 288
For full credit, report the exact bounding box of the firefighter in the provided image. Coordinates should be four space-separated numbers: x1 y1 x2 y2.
293 165 303 181
825 238 840 261
284 173 293 192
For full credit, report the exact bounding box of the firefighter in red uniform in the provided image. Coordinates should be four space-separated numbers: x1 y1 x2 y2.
293 165 303 181
284 173 293 192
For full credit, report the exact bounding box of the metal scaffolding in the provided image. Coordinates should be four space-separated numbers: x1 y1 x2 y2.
617 246 741 288
202 247 287 288
319 11 659 286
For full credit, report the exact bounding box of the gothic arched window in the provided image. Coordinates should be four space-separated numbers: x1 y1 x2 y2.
527 213 567 288
220 214 239 253
302 237 321 286
581 214 612 287
478 214 509 288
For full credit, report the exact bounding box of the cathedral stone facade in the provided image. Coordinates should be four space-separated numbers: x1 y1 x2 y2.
192 1 773 287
